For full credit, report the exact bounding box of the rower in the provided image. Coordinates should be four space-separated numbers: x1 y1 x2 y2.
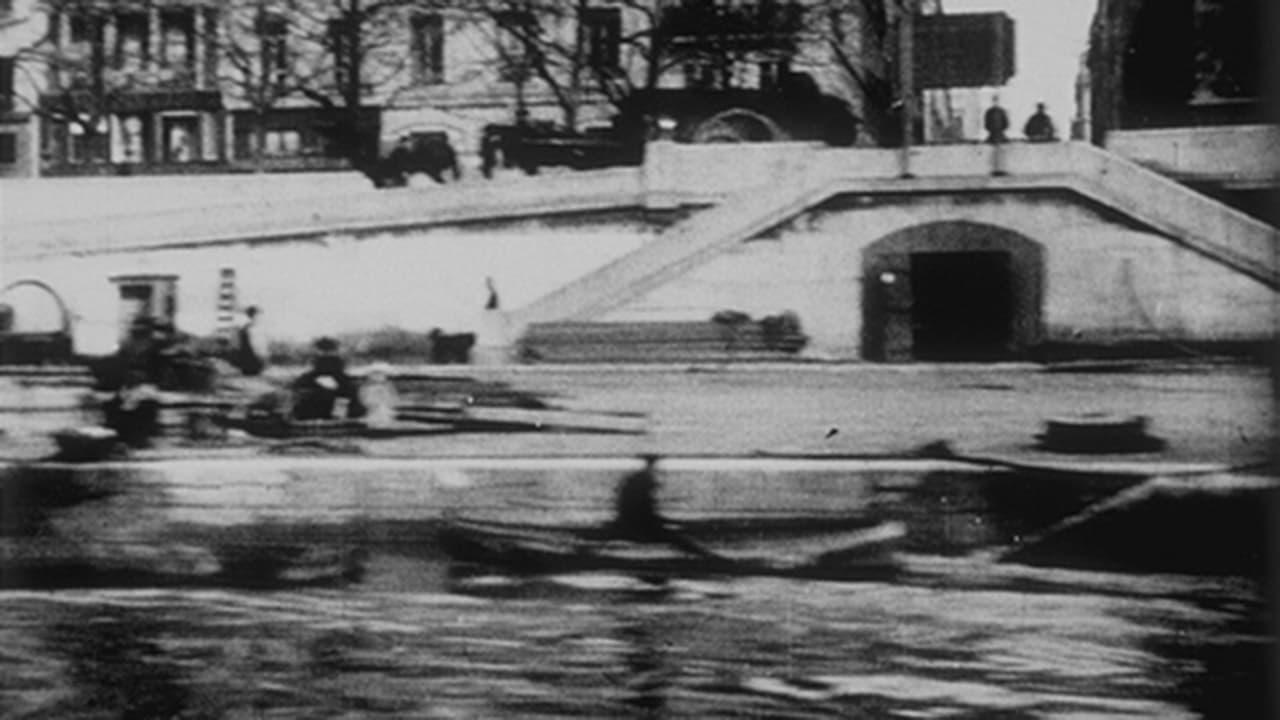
607 455 722 560
290 337 365 421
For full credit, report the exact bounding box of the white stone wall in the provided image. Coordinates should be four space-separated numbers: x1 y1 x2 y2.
5 219 649 356
8 188 1274 360
1105 125 1280 186
612 193 1279 358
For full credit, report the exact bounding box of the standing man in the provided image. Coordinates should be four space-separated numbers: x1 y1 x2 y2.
983 96 1010 143
984 96 1011 176
233 306 265 377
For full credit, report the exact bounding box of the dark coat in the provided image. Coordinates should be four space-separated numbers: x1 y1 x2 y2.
610 468 665 541
984 106 1010 143
290 355 365 421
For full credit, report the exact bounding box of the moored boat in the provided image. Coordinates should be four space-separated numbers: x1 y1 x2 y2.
438 516 906 581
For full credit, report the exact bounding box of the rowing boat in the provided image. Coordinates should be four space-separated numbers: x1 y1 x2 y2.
438 516 906 581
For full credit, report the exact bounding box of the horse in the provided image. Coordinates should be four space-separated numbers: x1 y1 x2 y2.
375 134 461 188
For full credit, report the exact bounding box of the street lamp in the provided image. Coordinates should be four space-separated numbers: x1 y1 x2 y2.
898 0 918 178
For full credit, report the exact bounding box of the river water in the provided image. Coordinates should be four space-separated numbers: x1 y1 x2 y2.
0 550 1269 719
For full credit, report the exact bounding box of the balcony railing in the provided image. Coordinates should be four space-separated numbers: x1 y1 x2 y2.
40 88 221 114
660 0 805 52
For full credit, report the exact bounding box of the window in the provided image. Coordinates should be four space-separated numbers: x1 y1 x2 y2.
160 9 195 72
683 60 728 90
0 56 12 113
263 129 301 156
581 7 621 70
115 12 149 72
0 133 16 164
119 114 146 163
232 111 329 160
758 58 790 91
1191 0 1258 101
411 13 445 84
66 12 103 66
495 10 536 82
112 275 178 342
69 13 98 45
65 121 101 164
259 14 289 85
163 115 200 162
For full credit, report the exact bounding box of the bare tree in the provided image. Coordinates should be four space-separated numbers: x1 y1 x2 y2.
216 0 313 168
823 0 900 145
208 0 421 181
458 0 598 131
9 1 112 164
461 0 894 142
277 0 419 181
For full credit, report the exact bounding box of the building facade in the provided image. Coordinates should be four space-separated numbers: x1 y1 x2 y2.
0 0 42 177
3 0 1271 364
0 0 887 179
1085 0 1273 225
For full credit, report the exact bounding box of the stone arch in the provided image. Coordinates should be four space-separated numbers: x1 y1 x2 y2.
1 279 73 334
691 109 787 143
861 221 1044 362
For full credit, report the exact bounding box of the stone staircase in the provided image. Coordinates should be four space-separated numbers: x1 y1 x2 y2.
1058 142 1279 291
507 141 1277 363
508 176 832 328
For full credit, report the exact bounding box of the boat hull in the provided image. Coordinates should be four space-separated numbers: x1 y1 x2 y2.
438 517 905 581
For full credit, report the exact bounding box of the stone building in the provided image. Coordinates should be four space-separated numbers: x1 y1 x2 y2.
0 0 888 179
1 0 1273 363
0 0 42 177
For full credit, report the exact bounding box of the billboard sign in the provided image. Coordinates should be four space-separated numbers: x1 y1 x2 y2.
914 13 1016 89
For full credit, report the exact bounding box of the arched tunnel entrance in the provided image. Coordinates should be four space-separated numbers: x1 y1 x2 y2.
862 222 1044 362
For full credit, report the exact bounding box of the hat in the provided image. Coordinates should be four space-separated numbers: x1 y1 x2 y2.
313 336 341 354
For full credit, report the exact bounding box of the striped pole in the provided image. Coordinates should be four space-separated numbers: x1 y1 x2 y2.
216 267 237 338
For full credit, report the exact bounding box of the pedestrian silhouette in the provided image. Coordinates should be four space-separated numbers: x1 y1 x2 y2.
484 276 500 310
984 98 1010 144
1023 102 1057 142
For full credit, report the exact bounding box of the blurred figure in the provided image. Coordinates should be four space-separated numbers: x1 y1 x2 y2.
102 369 161 447
984 96 1011 176
605 455 721 559
116 316 159 381
358 362 399 428
290 337 365 421
484 276 500 311
1023 102 1058 142
428 329 476 364
480 125 504 179
232 305 265 377
983 97 1009 144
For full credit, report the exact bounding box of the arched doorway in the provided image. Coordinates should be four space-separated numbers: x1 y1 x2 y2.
862 221 1044 362
690 109 786 143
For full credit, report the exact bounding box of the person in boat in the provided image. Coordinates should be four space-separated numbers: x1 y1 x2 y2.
101 368 161 447
290 337 365 421
109 316 161 387
605 455 721 560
